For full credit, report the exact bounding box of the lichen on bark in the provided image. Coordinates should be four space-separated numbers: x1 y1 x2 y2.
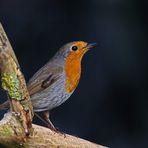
1 72 22 100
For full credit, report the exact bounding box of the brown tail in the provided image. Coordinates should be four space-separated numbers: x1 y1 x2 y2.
0 100 10 110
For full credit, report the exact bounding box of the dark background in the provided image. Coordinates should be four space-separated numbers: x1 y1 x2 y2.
0 0 148 147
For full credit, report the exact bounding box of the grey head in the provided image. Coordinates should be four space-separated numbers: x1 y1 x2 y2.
53 41 88 59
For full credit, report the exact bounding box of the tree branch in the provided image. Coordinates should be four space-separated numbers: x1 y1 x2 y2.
0 23 33 137
0 23 108 148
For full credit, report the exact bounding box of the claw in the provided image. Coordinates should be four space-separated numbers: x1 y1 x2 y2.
47 125 66 137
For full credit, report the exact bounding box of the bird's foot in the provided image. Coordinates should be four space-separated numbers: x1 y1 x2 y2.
47 125 66 137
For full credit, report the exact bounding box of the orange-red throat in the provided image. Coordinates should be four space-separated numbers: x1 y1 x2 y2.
65 41 88 93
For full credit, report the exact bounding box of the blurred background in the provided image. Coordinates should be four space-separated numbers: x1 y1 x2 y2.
0 0 148 147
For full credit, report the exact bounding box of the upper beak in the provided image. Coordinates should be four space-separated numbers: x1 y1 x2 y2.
86 43 97 50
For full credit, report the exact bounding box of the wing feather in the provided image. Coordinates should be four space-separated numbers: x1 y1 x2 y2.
27 63 63 96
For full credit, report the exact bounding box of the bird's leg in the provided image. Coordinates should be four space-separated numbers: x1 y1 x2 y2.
34 112 50 126
42 111 56 131
34 112 55 129
43 111 66 136
35 111 64 134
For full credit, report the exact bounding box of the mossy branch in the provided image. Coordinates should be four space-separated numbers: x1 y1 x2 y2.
0 23 33 137
0 23 108 148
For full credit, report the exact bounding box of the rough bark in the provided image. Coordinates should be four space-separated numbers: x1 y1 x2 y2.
0 23 33 137
0 23 108 148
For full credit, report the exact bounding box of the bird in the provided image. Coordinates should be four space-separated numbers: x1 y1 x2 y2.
0 41 96 131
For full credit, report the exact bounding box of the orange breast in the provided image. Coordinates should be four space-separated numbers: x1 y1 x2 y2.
65 52 81 93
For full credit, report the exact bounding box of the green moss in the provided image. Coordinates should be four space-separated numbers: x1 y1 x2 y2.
0 125 14 136
1 73 22 100
0 143 26 148
0 140 28 148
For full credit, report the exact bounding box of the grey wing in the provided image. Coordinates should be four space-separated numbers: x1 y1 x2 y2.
27 63 63 96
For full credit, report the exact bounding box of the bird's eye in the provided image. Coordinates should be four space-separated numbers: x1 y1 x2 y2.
71 46 78 51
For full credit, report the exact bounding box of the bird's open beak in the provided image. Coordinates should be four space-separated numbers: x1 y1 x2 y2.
86 43 97 50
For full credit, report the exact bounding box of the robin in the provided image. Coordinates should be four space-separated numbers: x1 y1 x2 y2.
0 41 96 131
